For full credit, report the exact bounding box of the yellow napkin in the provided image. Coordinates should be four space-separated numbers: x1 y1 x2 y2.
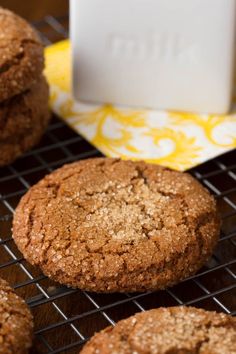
44 40 236 171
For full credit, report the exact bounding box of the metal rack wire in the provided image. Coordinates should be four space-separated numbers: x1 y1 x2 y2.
0 15 235 354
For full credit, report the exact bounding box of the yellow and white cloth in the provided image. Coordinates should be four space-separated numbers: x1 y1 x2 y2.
44 40 236 171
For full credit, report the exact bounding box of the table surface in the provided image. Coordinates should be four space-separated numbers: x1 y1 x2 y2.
0 0 68 21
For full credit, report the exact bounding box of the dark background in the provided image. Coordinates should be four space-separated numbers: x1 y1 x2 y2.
0 0 68 21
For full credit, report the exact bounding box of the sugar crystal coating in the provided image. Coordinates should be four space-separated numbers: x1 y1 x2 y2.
13 158 220 292
81 306 236 354
0 278 33 354
0 75 50 166
0 7 44 101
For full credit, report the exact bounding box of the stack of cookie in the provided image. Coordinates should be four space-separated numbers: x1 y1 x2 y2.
0 8 50 167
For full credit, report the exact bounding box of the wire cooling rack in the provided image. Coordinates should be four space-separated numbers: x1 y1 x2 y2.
0 15 235 354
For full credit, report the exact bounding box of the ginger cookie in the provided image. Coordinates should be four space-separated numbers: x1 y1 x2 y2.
0 75 50 166
13 158 220 292
0 278 33 354
0 7 44 102
81 306 236 354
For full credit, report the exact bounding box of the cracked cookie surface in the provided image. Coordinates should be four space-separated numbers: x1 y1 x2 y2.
13 158 220 292
0 7 44 101
0 278 33 354
81 306 236 354
0 75 50 166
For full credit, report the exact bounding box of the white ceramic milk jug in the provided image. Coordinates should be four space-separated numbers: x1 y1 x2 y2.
70 0 236 114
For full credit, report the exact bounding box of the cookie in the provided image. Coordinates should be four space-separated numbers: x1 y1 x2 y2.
0 75 50 166
0 7 44 101
0 278 33 354
81 306 236 354
13 158 220 292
